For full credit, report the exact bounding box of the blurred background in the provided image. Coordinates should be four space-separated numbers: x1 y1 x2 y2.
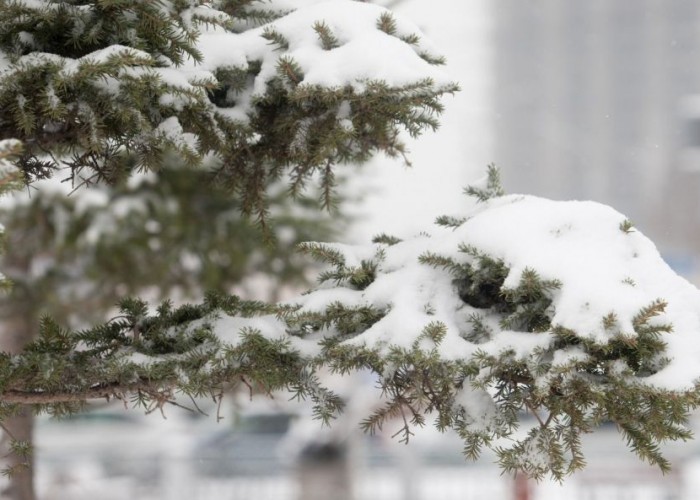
358 0 700 278
16 0 700 499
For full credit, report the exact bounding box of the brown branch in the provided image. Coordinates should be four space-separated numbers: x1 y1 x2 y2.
215 390 225 423
240 375 254 401
188 394 209 417
0 381 172 405
524 399 548 429
0 421 18 442
543 411 555 428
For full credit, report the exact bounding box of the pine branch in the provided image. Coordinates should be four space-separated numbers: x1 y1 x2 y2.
0 381 174 405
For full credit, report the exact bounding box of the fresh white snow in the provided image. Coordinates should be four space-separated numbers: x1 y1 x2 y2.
209 191 700 393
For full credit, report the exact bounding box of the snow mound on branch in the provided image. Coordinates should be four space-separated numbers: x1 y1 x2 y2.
288 193 700 392
198 0 448 85
194 0 452 120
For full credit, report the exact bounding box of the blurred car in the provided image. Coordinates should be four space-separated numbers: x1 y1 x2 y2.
193 412 296 477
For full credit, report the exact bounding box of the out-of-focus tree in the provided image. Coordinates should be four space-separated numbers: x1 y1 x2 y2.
0 167 338 499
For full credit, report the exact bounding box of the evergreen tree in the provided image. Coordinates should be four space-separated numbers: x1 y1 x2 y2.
0 0 456 219
0 1 455 497
0 1 456 498
2 0 700 492
2 166 700 485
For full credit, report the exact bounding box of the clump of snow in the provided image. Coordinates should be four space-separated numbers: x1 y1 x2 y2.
78 45 153 65
454 384 498 433
154 116 199 152
212 191 700 393
191 0 453 122
1 0 454 152
207 314 321 358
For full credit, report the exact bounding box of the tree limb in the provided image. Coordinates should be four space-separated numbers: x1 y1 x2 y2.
0 381 172 405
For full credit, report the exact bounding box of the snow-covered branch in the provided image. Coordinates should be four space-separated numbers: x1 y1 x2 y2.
0 0 458 217
3 168 700 479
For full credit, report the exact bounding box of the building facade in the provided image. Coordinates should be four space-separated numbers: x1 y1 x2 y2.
490 0 700 256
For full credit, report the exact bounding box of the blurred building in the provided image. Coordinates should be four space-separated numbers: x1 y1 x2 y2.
490 0 700 259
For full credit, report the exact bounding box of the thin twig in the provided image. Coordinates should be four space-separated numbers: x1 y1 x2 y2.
188 395 209 417
240 376 253 401
215 390 225 422
524 399 547 428
0 421 18 443
167 399 195 414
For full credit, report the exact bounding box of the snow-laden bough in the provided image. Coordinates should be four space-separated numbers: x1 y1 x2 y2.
211 167 700 478
5 167 700 480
